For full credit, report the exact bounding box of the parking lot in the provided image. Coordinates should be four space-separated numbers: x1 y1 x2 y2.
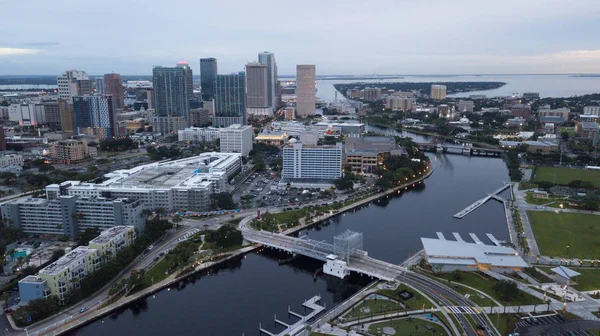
518 314 600 336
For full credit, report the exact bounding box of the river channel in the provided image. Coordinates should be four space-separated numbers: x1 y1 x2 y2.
71 128 510 336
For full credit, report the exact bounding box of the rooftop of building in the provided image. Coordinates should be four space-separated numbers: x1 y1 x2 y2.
579 122 599 129
89 226 134 245
421 237 528 268
46 153 240 193
19 275 47 284
39 246 98 276
221 124 252 131
539 116 565 122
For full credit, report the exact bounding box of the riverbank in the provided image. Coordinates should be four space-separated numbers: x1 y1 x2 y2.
38 245 257 336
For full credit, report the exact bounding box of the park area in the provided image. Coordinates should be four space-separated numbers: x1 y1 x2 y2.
528 211 600 259
533 166 600 187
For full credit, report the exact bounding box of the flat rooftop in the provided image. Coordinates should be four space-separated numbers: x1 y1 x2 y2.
19 275 46 284
421 237 528 268
61 152 240 191
39 246 97 276
89 226 133 245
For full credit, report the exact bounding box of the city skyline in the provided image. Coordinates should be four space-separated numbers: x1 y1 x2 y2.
1 0 600 75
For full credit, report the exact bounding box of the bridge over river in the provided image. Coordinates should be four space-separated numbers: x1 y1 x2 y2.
416 142 503 157
242 229 405 281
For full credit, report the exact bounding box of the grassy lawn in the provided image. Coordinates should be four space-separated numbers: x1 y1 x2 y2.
345 297 404 318
433 271 543 306
368 318 448 336
377 284 435 311
533 166 600 187
489 314 520 335
143 259 170 286
451 285 498 307
528 211 600 259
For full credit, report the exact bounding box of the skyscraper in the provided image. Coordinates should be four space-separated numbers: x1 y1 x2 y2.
57 70 93 100
213 72 246 127
0 126 6 151
245 62 271 116
152 63 193 131
200 58 217 101
296 65 316 117
104 73 125 109
258 51 277 111
73 95 116 139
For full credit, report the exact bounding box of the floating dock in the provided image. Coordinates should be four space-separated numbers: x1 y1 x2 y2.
259 295 325 336
453 184 510 219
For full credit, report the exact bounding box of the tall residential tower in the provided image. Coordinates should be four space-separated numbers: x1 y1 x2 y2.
213 72 246 127
152 62 193 132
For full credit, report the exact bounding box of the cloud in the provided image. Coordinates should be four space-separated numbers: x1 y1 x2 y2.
0 47 40 56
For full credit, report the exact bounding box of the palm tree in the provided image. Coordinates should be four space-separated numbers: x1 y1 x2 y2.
172 214 182 229
140 209 153 219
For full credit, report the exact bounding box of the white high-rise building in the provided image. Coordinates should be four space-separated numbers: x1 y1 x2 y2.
431 85 447 100
57 70 92 100
282 141 343 180
584 106 600 115
8 104 46 126
258 51 278 110
245 62 272 116
296 65 316 117
220 124 253 156
177 127 221 142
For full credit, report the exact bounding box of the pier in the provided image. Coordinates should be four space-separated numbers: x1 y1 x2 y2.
436 232 446 240
486 233 504 246
259 295 326 336
452 232 464 242
453 184 510 219
469 233 483 245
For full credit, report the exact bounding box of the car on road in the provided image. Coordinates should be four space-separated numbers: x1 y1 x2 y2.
148 245 154 250
80 306 90 313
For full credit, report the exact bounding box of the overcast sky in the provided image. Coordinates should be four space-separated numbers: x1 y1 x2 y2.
1 0 600 76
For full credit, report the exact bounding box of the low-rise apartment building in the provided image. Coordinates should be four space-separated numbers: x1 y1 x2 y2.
89 226 136 261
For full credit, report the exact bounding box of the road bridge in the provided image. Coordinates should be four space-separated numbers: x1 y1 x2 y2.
416 142 503 157
243 230 403 281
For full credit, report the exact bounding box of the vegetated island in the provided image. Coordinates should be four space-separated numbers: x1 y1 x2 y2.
334 81 506 97
570 74 600 78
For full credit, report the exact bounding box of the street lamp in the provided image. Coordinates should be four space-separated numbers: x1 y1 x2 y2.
566 245 570 261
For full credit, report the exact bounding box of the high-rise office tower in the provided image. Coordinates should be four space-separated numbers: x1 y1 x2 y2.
95 77 105 94
200 58 217 101
213 72 246 127
104 73 125 109
176 60 194 101
245 62 271 116
152 63 193 131
57 70 93 100
296 65 316 117
258 51 277 111
73 95 116 139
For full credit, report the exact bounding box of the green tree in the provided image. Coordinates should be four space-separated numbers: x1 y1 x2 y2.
211 192 237 210
172 214 183 229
